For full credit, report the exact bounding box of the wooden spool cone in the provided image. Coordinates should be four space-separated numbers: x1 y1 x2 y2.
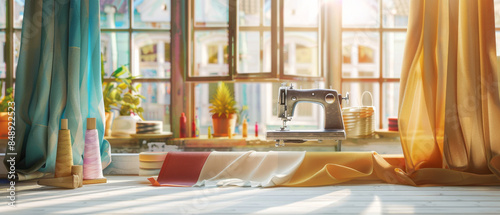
55 119 73 178
87 118 96 130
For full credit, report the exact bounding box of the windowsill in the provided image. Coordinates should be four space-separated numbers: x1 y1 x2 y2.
0 130 400 154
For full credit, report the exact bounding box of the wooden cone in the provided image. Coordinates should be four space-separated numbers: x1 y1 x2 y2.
38 175 80 189
71 165 83 187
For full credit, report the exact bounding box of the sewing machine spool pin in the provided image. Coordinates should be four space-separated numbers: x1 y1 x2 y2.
267 83 348 151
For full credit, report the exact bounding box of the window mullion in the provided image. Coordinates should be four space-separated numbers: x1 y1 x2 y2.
271 0 279 79
228 0 238 79
5 0 14 89
128 0 134 75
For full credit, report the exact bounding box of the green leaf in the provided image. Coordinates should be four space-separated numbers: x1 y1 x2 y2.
111 66 126 78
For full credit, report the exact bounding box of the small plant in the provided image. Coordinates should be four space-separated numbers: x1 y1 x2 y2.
102 65 145 118
209 82 237 118
236 105 248 127
0 82 14 112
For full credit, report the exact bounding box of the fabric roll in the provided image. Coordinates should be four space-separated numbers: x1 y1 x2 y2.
139 161 164 169
139 152 168 162
140 169 161 176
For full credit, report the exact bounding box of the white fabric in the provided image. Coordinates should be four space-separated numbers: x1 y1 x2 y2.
194 151 306 187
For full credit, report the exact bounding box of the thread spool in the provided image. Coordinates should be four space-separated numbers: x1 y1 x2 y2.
83 118 104 180
55 119 73 178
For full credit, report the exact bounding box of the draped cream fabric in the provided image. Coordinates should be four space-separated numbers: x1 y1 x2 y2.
195 151 306 187
399 0 500 182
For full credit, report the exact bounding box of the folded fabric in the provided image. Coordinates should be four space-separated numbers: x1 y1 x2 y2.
149 152 210 186
148 151 406 187
195 151 306 187
148 151 500 187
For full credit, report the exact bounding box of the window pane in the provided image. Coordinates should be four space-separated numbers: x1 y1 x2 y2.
101 32 129 77
195 83 260 135
14 0 24 28
284 0 318 27
383 32 406 78
342 32 380 78
133 32 171 78
496 31 500 56
383 0 409 28
342 82 380 129
0 32 4 78
264 0 271 26
238 31 264 73
195 0 228 27
263 31 271 73
194 82 323 136
382 82 399 129
342 0 379 28
0 0 5 28
133 0 171 29
283 32 319 77
192 30 228 77
239 0 260 26
495 0 500 27
139 82 171 132
14 31 21 77
100 0 129 28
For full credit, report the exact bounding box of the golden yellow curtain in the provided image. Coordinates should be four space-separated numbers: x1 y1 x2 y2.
399 0 500 184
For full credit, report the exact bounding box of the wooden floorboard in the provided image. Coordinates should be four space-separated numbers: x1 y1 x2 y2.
2 176 500 214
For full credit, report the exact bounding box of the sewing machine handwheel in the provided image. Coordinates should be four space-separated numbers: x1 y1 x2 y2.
339 92 350 106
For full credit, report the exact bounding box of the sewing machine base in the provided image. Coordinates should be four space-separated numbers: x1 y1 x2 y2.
267 129 345 151
266 129 346 140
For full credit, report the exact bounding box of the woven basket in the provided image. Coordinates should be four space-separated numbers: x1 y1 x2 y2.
342 91 375 138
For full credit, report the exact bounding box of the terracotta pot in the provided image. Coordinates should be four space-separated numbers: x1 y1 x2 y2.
0 112 11 138
212 114 237 137
105 112 114 137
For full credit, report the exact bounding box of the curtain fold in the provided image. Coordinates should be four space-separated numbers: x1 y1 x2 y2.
5 0 111 176
399 0 500 183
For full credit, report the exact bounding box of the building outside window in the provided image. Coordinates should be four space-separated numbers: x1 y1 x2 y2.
341 0 408 129
100 0 172 132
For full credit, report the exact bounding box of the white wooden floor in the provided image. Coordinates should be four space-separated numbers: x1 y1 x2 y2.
3 176 500 214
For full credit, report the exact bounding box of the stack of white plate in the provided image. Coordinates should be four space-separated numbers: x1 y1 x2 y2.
136 121 163 134
138 152 168 176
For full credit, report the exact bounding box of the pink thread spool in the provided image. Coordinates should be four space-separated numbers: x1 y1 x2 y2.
83 118 104 180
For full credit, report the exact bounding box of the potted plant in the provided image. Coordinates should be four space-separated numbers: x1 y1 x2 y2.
0 82 14 138
102 65 145 137
209 82 237 137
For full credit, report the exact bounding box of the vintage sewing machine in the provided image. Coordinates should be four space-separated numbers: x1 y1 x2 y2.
266 83 349 151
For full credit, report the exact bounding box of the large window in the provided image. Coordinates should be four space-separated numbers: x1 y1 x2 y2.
100 0 172 131
0 0 23 94
191 0 325 135
341 0 408 129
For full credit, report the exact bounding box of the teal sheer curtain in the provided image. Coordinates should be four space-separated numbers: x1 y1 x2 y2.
5 0 111 175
